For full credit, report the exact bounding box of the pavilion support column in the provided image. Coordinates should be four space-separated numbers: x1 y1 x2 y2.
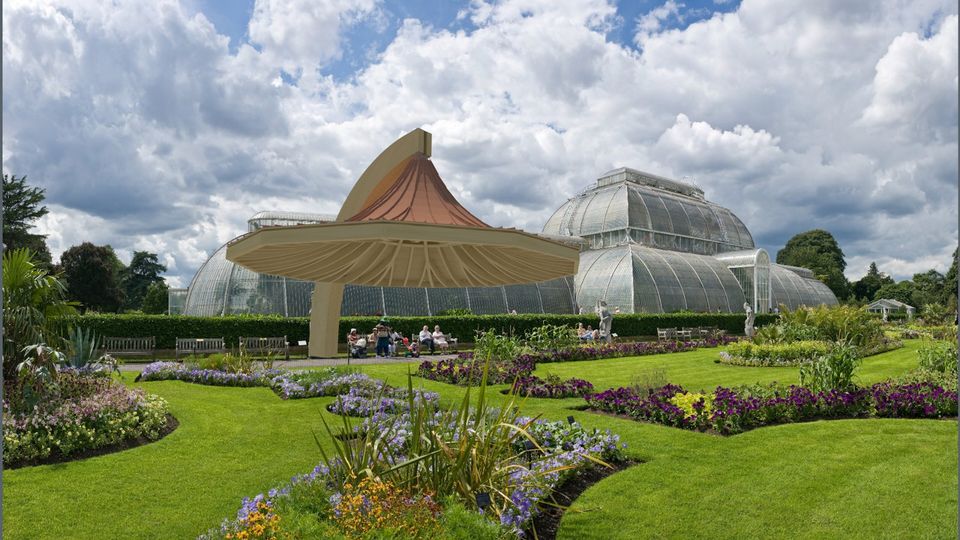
309 282 344 358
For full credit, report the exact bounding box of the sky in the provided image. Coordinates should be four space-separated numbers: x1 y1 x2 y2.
3 0 957 288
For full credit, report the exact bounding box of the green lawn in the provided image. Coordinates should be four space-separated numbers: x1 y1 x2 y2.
3 341 955 539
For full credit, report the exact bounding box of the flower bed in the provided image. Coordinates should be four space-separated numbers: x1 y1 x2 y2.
326 384 440 417
200 373 627 539
585 379 956 435
3 372 171 466
510 375 594 399
138 362 369 400
418 338 737 388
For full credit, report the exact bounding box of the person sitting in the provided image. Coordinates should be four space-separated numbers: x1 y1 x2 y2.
432 325 449 352
388 328 402 356
419 325 435 354
592 328 600 341
347 328 367 358
580 324 594 340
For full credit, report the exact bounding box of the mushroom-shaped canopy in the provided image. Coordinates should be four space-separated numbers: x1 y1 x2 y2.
226 147 579 287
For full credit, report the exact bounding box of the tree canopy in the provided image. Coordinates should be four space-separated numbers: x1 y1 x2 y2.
141 281 169 314
851 262 894 302
122 251 167 310
776 229 850 299
2 174 52 267
60 242 125 312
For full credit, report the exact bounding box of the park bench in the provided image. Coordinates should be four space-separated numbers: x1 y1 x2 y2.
175 337 226 360
240 336 289 360
411 333 458 353
656 328 677 342
102 336 156 360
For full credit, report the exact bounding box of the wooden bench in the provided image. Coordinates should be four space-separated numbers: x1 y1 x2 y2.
240 336 289 360
102 336 156 360
176 337 225 360
657 328 677 342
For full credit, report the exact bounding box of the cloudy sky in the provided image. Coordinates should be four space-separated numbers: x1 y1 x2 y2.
3 0 957 287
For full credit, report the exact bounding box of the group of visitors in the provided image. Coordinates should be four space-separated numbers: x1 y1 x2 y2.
345 322 451 358
575 322 602 341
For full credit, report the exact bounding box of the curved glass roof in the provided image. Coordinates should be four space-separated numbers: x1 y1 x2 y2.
183 241 576 317
247 211 335 231
575 244 746 314
543 168 754 255
770 264 838 310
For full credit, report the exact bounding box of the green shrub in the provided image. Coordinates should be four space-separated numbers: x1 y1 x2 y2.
917 339 958 374
525 323 578 352
722 341 832 366
69 312 776 349
439 498 509 540
799 343 861 392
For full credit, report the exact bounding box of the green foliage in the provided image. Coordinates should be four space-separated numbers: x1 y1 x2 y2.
60 242 126 312
436 308 473 316
852 262 894 302
875 280 916 306
524 323 578 352
917 338 958 374
630 368 669 397
2 174 52 268
775 229 850 299
439 498 509 540
3 248 78 378
141 281 169 314
66 312 777 349
65 326 100 369
723 341 833 366
472 329 524 363
764 305 884 349
799 343 861 392
121 251 167 310
14 343 65 413
919 303 950 325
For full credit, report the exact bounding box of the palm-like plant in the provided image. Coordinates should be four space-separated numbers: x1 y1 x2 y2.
3 248 77 379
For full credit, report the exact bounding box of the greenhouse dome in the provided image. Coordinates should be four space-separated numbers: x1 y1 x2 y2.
544 167 837 313
182 213 577 317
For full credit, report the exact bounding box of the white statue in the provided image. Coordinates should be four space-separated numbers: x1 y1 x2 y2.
743 302 756 339
596 300 613 343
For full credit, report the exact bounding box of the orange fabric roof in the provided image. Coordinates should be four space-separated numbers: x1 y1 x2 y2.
345 153 489 228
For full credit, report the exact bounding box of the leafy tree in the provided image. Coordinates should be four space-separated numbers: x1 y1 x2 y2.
875 280 915 306
852 262 894 302
60 242 125 312
2 174 52 267
121 251 167 310
141 281 169 314
2 249 77 379
776 230 850 299
911 269 947 307
945 247 958 310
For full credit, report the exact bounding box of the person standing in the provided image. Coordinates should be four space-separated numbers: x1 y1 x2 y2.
375 323 391 357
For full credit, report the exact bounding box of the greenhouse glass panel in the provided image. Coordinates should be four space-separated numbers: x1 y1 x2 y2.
383 288 429 316
660 196 692 237
341 285 384 316
636 248 686 311
631 251 660 313
426 287 470 315
660 250 709 311
465 287 508 314
626 188 653 230
579 186 619 235
504 284 543 313
285 279 314 316
640 192 673 235
603 185 629 231
537 277 577 314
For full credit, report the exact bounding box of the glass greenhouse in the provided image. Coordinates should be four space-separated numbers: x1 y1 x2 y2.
545 167 837 313
178 170 836 317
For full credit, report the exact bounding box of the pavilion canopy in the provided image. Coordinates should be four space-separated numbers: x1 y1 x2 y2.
226 152 579 287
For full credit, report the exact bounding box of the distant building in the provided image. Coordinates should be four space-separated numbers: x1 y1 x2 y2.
866 298 915 320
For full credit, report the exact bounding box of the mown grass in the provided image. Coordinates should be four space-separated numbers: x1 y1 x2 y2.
2 340 954 539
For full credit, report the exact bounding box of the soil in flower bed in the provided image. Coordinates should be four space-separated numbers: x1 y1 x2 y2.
7 413 180 470
528 459 639 540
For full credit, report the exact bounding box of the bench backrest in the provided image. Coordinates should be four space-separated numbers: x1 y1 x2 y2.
176 338 226 352
102 336 155 351
240 336 288 350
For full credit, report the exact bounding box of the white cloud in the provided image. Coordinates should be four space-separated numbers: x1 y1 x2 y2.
3 0 957 289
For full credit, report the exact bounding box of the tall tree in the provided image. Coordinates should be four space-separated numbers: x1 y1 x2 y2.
776 230 850 299
911 269 947 307
875 280 916 306
945 247 958 310
60 242 125 312
141 281 169 314
122 251 167 310
852 262 894 302
2 174 52 267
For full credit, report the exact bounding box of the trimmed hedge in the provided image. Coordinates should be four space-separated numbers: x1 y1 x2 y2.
720 340 832 367
70 312 776 349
